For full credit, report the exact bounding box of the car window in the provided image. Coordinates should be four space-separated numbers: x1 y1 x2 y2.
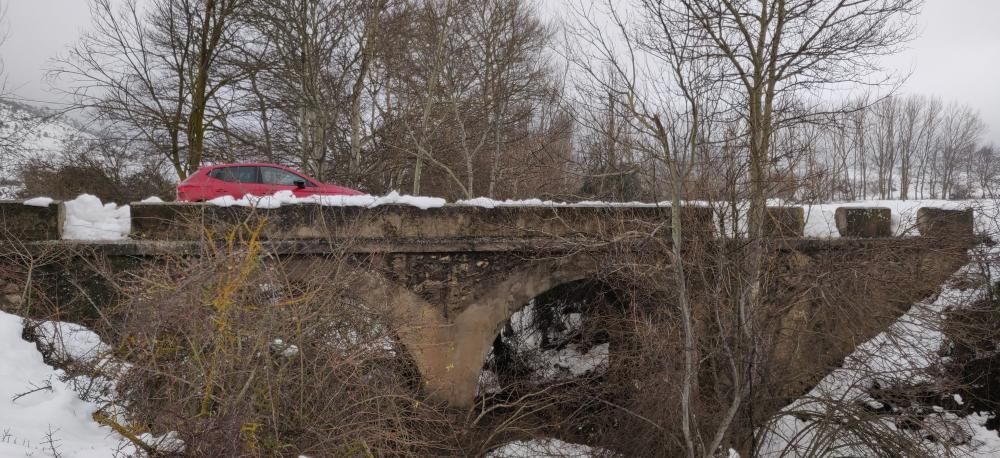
209 166 259 183
260 166 313 186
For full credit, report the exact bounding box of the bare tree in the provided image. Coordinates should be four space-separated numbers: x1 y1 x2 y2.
897 95 922 200
938 103 985 199
973 144 1000 198
566 0 922 455
54 0 250 179
913 96 941 198
873 96 898 199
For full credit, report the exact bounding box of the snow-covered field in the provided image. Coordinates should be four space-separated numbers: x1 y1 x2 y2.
0 101 88 198
0 103 82 162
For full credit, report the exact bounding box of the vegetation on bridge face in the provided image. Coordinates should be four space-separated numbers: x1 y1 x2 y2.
0 212 976 456
43 225 463 457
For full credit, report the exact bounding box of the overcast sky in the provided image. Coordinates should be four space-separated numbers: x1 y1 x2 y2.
2 0 999 142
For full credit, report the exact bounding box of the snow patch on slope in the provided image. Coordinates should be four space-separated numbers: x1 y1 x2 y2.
0 311 124 457
758 244 1000 457
486 438 612 457
0 101 88 183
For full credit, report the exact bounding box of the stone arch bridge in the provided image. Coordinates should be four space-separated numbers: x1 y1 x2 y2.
0 201 977 407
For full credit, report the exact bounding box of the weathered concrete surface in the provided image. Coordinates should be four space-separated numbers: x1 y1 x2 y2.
343 253 599 406
765 238 968 409
835 207 892 238
0 201 62 241
918 207 975 239
1 237 971 409
130 203 716 241
0 204 980 409
764 206 805 237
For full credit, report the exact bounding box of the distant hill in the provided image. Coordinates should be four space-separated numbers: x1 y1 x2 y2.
0 99 89 198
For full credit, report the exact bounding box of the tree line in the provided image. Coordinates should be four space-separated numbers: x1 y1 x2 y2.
24 0 986 203
51 0 570 200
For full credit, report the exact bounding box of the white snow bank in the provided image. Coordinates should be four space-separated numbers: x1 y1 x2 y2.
23 196 54 207
3 314 185 456
801 199 973 238
32 320 109 363
0 311 123 457
486 438 612 457
62 194 130 240
207 190 446 210
140 196 164 203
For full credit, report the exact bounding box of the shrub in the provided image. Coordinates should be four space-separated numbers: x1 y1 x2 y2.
99 225 460 456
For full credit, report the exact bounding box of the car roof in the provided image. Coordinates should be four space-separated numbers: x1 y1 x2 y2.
203 163 294 169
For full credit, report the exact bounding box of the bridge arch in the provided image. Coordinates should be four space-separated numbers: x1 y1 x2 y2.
334 266 453 392
478 278 624 397
440 253 600 407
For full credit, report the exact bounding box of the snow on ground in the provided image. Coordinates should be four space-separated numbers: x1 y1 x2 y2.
486 438 611 457
0 312 184 456
31 320 110 363
0 311 124 457
0 101 87 181
478 300 609 395
61 194 131 241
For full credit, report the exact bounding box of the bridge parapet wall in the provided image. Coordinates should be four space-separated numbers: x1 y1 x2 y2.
0 200 63 241
0 200 979 242
128 203 716 241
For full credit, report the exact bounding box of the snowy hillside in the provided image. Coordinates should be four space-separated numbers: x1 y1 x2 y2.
0 100 87 197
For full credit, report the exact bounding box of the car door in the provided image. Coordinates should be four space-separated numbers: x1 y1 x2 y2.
207 166 265 198
259 166 316 196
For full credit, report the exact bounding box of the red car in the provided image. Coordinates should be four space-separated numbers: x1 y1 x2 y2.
176 163 362 202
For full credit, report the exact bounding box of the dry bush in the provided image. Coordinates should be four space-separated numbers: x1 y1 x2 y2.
95 225 461 456
16 138 174 203
464 234 972 457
